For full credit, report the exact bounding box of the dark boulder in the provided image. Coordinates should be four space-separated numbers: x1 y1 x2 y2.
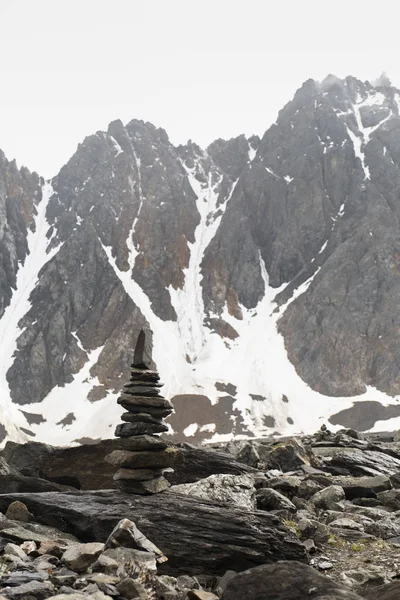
265 438 315 472
221 561 363 599
256 488 296 512
0 440 256 490
167 442 258 485
0 474 74 493
324 450 400 477
332 475 392 499
362 581 400 600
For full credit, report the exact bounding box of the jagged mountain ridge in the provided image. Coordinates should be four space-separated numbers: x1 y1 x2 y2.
2 74 400 445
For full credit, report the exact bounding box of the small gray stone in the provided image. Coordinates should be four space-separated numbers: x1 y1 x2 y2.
2 571 49 586
56 586 76 595
187 591 218 600
2 580 55 600
103 547 157 573
47 593 109 600
116 577 147 599
236 443 260 467
266 439 312 472
262 475 302 497
177 575 200 590
311 485 345 510
4 543 29 562
378 488 400 509
37 541 67 558
5 501 32 523
105 518 167 563
106 448 176 469
20 541 37 555
217 571 237 593
297 479 323 499
303 539 316 553
49 566 77 587
33 555 57 570
340 567 389 589
154 575 178 597
91 554 119 573
330 518 364 531
115 421 169 436
87 572 119 586
332 474 392 499
296 518 330 544
365 518 400 539
114 473 170 494
256 488 296 512
62 542 104 572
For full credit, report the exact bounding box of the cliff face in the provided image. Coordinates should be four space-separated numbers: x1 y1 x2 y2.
0 152 42 319
2 75 400 445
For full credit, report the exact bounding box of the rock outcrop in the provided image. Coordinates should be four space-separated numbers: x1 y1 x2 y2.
0 438 257 490
0 490 306 575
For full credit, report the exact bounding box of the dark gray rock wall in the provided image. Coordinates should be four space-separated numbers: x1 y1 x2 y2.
49 119 201 321
203 75 400 397
7 222 150 404
0 152 41 318
278 77 400 396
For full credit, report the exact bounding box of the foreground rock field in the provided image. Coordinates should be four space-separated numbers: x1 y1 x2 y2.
1 428 400 597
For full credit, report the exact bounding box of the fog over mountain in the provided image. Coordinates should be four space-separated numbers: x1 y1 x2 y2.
2 74 400 445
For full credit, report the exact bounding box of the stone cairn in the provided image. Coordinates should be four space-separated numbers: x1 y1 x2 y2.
105 330 175 494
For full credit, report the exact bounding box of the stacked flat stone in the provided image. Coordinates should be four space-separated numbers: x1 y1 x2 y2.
106 331 175 495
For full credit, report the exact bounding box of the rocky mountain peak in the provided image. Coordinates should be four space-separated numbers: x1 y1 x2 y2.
2 74 400 446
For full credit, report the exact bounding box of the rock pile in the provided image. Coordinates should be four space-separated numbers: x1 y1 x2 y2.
105 330 175 494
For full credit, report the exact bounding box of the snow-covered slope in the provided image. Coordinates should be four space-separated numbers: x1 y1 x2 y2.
2 75 400 446
0 183 57 441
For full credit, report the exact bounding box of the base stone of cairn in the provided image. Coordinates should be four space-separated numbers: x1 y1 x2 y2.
105 330 175 494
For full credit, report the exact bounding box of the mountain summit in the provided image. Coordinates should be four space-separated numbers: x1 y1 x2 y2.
2 75 400 445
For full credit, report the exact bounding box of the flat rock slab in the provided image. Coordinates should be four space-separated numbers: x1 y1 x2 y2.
106 449 177 469
0 519 79 545
324 449 400 477
0 490 305 575
115 421 169 436
332 475 392 499
117 395 173 409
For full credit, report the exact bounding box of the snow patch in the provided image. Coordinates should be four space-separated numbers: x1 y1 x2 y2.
200 423 216 433
318 240 328 254
265 167 280 178
343 92 393 180
110 136 124 157
248 145 257 162
27 345 121 444
126 153 145 269
169 160 236 362
183 423 199 436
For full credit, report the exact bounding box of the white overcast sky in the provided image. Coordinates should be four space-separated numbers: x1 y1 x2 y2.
1 0 399 178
